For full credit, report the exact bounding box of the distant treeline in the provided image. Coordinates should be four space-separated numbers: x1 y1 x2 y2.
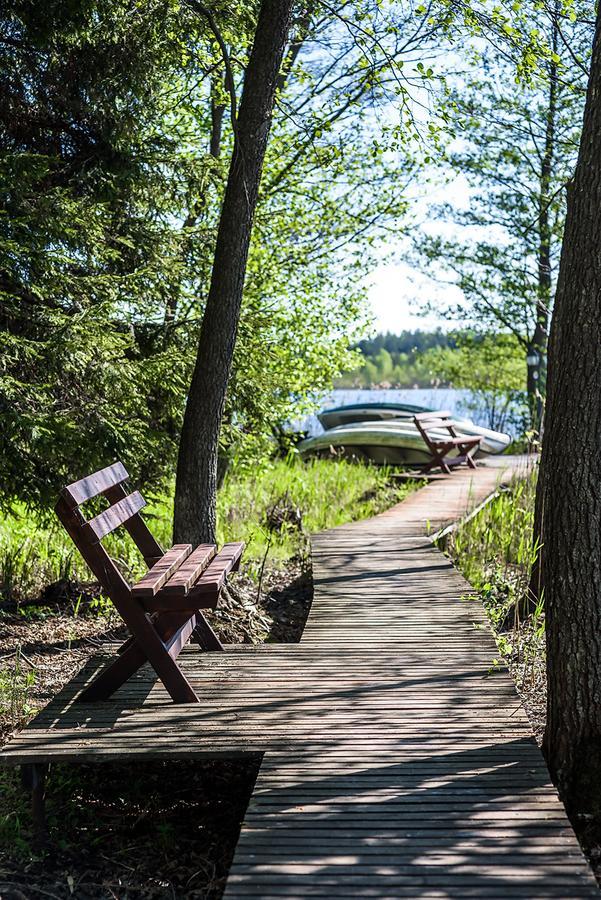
356 329 458 358
337 330 463 388
336 329 516 390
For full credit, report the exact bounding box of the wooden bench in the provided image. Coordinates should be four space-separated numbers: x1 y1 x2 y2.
55 462 244 704
413 411 482 474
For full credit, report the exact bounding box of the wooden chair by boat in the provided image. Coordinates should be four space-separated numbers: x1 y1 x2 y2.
413 411 482 474
55 462 243 704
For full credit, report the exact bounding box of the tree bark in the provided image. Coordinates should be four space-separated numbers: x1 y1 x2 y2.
537 4 601 811
173 0 294 544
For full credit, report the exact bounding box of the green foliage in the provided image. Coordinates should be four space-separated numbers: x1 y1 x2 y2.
0 0 424 505
0 0 568 510
411 3 591 421
420 333 527 431
0 1 210 506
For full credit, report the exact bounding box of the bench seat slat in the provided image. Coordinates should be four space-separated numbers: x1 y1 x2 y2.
429 436 481 447
63 462 129 507
189 542 245 598
137 542 244 612
132 544 193 597
161 544 217 596
82 491 146 543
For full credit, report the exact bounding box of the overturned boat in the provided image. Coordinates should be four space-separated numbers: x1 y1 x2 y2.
319 402 432 430
300 408 511 466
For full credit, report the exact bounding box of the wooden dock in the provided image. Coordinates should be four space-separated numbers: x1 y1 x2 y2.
2 457 598 898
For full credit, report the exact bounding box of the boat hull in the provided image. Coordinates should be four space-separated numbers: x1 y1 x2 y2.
299 419 511 465
316 404 511 457
318 402 430 430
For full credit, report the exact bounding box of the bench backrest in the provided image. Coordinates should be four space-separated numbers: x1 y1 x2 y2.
413 411 457 439
55 462 163 606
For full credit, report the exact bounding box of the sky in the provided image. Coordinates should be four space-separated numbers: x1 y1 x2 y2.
367 259 466 333
365 173 472 334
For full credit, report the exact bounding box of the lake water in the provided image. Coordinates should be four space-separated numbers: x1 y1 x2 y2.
296 388 522 437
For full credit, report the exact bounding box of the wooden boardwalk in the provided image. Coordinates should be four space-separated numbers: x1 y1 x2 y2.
2 457 598 898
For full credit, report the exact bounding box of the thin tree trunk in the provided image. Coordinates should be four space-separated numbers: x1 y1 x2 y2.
276 4 313 93
524 15 559 615
537 4 601 811
173 0 294 544
529 13 558 436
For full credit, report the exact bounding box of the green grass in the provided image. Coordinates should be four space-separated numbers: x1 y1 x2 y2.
0 646 35 725
446 470 538 624
216 458 414 571
0 458 417 603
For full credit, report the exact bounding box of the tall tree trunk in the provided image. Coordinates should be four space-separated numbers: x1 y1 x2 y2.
173 0 294 545
537 5 601 811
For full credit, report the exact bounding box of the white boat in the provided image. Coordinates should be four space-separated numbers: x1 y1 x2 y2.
299 414 511 466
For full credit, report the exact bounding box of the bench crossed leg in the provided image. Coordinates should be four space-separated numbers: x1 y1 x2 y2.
78 610 206 703
458 440 478 468
422 442 455 474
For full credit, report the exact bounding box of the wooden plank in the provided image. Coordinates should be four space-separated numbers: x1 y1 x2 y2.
62 461 129 507
189 541 245 597
413 410 453 421
132 544 193 597
160 543 216 596
82 491 146 543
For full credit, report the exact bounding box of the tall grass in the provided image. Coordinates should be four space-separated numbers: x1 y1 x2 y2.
0 646 35 726
0 459 414 602
446 471 539 629
217 458 412 567
445 467 545 729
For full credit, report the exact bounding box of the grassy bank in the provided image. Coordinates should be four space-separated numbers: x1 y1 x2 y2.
443 467 545 734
